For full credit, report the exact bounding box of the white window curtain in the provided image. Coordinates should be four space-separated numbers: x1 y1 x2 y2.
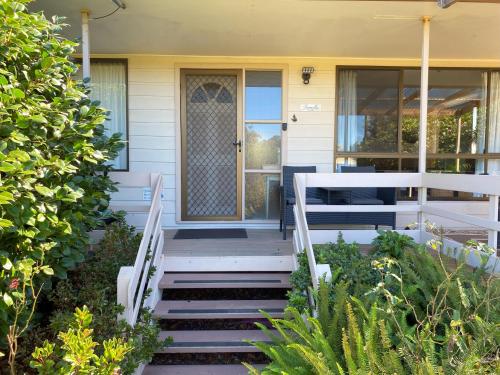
337 71 359 153
90 61 128 170
487 72 500 175
474 72 489 176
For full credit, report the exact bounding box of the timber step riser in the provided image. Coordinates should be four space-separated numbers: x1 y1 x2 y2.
163 287 288 301
157 330 276 353
160 272 292 289
150 352 269 366
153 299 288 320
143 364 267 375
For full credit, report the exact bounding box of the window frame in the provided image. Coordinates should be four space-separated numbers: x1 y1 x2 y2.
334 66 500 172
334 66 500 201
243 69 284 221
75 58 129 171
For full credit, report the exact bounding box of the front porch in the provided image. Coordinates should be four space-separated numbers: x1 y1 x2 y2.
162 229 294 272
162 227 490 260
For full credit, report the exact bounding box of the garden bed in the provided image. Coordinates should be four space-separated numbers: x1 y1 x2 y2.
250 230 500 374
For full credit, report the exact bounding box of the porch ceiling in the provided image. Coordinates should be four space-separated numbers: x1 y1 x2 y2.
31 0 500 59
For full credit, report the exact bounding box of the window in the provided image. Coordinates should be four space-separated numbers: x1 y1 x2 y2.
336 67 500 200
245 71 282 120
402 69 487 157
244 71 282 220
77 60 128 170
337 69 399 153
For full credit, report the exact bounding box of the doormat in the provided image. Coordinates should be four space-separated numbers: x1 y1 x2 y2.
173 229 248 240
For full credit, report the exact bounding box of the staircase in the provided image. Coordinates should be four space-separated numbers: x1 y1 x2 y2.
142 272 291 375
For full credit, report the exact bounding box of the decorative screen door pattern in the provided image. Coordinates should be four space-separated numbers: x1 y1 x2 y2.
181 71 242 220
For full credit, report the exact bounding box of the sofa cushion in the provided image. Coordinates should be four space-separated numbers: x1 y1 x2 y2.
287 197 325 205
351 198 384 205
351 187 378 200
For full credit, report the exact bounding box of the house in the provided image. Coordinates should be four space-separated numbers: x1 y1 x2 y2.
30 1 500 374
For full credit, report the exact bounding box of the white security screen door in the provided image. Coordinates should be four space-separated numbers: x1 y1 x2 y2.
181 70 243 221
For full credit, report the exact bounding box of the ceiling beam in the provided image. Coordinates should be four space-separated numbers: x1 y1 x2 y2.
357 88 386 112
428 88 476 113
385 89 421 115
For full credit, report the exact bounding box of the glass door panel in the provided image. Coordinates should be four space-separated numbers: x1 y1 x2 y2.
244 70 283 220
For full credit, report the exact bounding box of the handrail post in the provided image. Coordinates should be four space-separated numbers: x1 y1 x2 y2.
117 173 164 328
488 195 499 249
117 266 134 325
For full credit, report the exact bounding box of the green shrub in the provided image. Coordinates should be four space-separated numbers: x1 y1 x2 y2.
369 244 500 372
0 0 123 366
288 233 377 311
371 229 417 258
252 272 500 374
274 231 500 374
30 306 132 375
16 221 169 374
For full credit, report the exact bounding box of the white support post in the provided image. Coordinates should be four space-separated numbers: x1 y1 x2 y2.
117 266 134 324
418 16 431 230
81 10 91 82
488 195 499 249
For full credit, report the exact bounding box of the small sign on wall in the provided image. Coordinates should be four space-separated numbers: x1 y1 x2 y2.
300 104 321 112
143 187 151 201
143 187 165 201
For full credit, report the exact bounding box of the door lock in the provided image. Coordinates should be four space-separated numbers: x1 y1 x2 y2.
232 140 242 152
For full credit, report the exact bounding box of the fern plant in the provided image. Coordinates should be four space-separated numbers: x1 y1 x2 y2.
369 244 500 374
246 281 405 375
371 230 417 259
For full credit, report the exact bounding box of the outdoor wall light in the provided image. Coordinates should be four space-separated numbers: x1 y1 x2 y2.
302 67 315 84
93 0 126 20
112 0 126 9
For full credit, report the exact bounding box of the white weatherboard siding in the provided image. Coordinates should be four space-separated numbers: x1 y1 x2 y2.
104 56 499 229
111 57 177 227
287 63 335 173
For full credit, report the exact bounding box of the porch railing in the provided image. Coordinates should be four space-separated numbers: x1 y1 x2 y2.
293 172 500 289
117 173 164 326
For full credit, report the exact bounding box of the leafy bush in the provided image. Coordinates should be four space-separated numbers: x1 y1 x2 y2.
288 233 377 311
371 229 417 258
262 231 500 374
252 270 500 374
30 306 132 375
15 221 168 374
0 0 122 367
369 244 500 372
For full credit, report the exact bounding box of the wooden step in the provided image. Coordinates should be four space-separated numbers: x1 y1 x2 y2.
160 272 291 289
157 330 274 353
143 364 265 375
153 300 286 319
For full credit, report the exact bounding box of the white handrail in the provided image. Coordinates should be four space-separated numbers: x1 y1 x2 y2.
117 173 164 326
292 172 500 288
293 173 332 289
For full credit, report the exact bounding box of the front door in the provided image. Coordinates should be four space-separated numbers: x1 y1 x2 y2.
181 70 243 221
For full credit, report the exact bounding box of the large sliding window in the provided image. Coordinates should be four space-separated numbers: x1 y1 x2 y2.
336 67 500 200
77 60 128 170
244 71 282 220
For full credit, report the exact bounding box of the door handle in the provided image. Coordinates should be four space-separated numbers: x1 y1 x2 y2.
232 140 242 152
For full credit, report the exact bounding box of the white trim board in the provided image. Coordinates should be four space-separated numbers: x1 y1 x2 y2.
163 255 294 272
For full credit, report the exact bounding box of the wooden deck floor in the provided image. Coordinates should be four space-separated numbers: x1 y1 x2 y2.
161 228 491 259
163 229 293 257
